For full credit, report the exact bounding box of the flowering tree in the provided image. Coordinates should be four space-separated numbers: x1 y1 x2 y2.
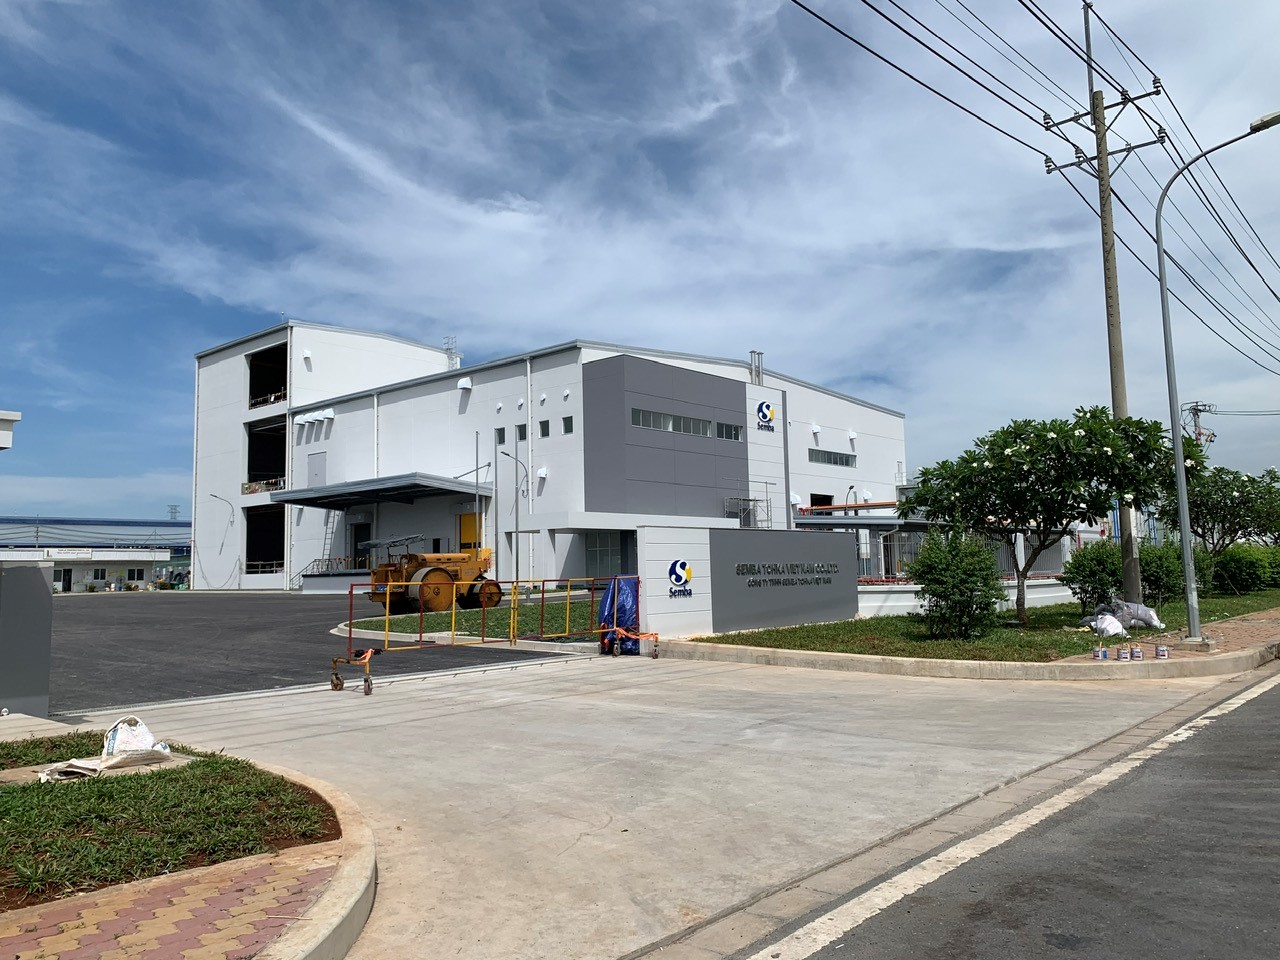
899 406 1196 625
1258 468 1280 547
1158 465 1277 555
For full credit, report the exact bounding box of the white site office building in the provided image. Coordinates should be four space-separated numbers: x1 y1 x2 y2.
191 321 907 593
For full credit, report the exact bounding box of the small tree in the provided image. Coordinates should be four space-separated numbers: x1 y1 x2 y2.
1159 466 1270 557
906 530 1006 640
1060 540 1122 612
1139 543 1184 607
899 407 1193 624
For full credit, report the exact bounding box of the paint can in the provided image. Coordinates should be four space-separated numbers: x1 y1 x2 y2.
1131 644 1144 661
1118 644 1131 661
1155 644 1169 660
1093 644 1103 660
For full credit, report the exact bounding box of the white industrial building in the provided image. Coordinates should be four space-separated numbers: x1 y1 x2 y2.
0 517 190 592
191 321 907 593
0 410 19 451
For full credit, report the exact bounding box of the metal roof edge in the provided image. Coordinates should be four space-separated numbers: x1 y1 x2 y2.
196 320 448 360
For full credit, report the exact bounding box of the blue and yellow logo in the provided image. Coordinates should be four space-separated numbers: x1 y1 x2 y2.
668 559 694 597
756 401 777 432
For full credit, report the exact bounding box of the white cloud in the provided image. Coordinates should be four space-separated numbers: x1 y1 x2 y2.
1 0 1279 511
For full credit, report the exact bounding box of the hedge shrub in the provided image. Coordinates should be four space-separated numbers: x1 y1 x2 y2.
1060 539 1122 612
906 531 1006 640
1213 544 1272 595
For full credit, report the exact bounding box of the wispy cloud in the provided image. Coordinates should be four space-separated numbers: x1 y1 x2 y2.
1 0 1278 515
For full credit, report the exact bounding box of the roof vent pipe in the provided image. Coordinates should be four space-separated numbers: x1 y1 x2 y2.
748 350 764 386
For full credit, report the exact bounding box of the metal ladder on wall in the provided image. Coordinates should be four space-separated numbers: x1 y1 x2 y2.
290 510 339 590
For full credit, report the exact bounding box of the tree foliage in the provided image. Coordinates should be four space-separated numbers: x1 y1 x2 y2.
899 406 1197 624
1059 539 1122 612
905 531 1006 640
1159 466 1277 557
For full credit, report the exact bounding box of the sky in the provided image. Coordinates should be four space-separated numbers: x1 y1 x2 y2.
1 0 1278 519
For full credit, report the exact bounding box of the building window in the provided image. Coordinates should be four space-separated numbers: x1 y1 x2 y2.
516 423 527 442
562 416 573 435
630 408 711 437
716 422 743 442
92 568 107 581
585 530 623 578
495 426 506 446
539 419 551 438
809 448 856 468
127 568 145 581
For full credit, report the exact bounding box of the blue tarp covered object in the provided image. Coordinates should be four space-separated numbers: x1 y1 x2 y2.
597 577 641 654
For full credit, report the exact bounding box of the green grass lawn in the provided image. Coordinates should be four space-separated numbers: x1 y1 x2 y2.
698 588 1280 662
0 734 338 910
352 596 602 640
0 730 104 771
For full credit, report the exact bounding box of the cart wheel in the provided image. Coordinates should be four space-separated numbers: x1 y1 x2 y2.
331 673 345 691
363 676 373 696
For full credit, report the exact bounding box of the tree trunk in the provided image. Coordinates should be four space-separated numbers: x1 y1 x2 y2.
1015 569 1028 626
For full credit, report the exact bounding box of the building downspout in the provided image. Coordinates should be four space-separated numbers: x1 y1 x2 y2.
525 356 534 581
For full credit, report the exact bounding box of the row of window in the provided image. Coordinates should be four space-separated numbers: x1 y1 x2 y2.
631 407 747 441
808 448 857 468
495 417 573 446
52 567 147 581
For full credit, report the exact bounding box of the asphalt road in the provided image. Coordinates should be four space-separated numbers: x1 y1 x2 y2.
50 592 563 714
788 675 1280 960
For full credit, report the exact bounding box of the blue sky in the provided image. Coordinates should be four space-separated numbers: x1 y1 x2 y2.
2 0 1279 518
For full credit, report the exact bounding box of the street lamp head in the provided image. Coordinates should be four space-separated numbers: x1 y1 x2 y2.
1249 110 1280 133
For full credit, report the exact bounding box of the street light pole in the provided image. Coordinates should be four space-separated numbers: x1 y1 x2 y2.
499 450 529 585
1155 110 1280 644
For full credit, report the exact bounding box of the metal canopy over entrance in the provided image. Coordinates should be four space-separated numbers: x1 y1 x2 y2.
270 472 494 510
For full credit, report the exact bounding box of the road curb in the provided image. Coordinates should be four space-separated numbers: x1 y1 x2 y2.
657 637 1280 680
252 762 377 960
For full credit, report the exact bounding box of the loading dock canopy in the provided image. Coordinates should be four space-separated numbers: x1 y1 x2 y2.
270 472 494 510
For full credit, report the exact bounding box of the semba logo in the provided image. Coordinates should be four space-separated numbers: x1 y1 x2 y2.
756 401 777 432
667 559 694 598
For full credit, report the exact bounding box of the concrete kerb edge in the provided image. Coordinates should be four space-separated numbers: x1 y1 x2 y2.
252 761 378 960
658 638 1280 681
332 623 600 655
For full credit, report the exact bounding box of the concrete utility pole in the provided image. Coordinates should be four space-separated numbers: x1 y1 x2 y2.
1044 2 1166 603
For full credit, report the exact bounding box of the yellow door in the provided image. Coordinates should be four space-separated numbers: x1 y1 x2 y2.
459 513 481 551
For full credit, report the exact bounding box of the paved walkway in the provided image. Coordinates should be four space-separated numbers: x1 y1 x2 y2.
1059 605 1280 661
65 657 1229 960
0 843 337 960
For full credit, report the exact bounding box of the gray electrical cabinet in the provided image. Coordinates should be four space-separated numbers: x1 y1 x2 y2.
0 560 53 718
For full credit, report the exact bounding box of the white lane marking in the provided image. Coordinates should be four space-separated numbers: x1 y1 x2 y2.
745 670 1280 960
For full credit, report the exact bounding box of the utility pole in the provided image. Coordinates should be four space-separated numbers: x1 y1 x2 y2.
1181 401 1217 448
1044 1 1166 603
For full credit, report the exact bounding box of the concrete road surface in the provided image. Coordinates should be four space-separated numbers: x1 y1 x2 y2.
757 668 1280 960
71 656 1227 960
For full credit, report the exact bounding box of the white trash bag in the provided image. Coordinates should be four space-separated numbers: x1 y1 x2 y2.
1093 613 1129 639
40 716 172 782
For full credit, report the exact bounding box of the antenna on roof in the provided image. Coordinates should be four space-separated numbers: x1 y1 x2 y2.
444 335 461 371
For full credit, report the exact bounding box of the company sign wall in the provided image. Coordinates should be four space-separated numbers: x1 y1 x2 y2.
708 529 859 634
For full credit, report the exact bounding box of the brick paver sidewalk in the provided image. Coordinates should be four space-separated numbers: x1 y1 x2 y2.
0 841 338 959
1060 605 1280 662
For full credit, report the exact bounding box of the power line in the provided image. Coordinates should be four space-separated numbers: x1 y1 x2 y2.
1122 148 1280 337
1013 0 1126 93
1056 170 1280 376
783 0 1051 156
1090 5 1280 275
933 0 1083 113
877 0 1049 118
